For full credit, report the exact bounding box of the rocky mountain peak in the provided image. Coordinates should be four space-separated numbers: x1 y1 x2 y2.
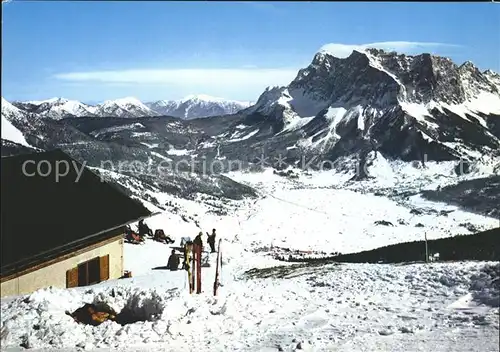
483 69 500 87
459 60 477 70
282 47 500 109
484 69 499 77
241 46 500 164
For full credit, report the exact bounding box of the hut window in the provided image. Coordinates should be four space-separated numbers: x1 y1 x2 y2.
77 257 101 286
66 255 110 288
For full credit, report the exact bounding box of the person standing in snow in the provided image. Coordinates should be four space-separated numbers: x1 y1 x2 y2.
193 232 203 249
166 249 180 271
206 229 216 253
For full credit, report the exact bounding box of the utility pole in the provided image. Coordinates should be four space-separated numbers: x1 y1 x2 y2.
425 232 429 263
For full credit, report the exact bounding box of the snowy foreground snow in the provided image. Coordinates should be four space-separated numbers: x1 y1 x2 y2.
1 260 498 352
1 169 499 351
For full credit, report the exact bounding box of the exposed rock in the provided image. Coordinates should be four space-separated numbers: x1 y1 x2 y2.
374 220 394 226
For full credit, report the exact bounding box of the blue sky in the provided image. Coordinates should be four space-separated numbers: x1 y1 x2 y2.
2 1 499 103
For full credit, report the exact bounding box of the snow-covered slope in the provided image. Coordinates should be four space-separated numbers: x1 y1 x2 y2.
2 97 31 123
1 116 30 147
1 98 32 147
146 94 252 119
2 259 498 351
2 96 94 146
242 48 500 163
1 97 33 142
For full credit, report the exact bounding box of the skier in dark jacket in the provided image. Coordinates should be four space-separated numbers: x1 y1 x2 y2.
207 229 216 253
138 220 153 237
166 250 180 271
193 232 203 249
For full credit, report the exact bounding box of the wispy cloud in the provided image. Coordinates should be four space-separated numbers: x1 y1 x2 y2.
240 1 287 15
53 68 299 101
54 67 297 86
319 41 461 58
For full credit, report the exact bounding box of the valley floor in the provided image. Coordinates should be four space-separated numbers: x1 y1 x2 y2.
1 169 499 352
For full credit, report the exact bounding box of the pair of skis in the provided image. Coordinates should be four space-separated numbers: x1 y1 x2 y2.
186 239 222 296
187 243 202 294
194 244 201 294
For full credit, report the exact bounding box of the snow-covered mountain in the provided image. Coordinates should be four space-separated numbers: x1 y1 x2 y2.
13 98 97 120
11 95 249 120
1 96 101 152
12 96 158 119
92 97 158 118
243 48 500 163
1 95 257 200
146 94 252 119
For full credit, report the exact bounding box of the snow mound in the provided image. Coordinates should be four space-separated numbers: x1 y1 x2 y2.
1 286 178 349
91 288 168 324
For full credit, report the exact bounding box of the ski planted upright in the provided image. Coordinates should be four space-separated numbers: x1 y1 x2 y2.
191 244 196 292
195 244 202 294
213 239 222 296
185 243 194 293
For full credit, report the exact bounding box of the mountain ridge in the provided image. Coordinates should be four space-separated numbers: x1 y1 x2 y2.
145 94 252 119
10 94 251 120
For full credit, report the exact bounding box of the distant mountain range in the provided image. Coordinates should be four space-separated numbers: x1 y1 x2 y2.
146 95 252 119
10 95 252 120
